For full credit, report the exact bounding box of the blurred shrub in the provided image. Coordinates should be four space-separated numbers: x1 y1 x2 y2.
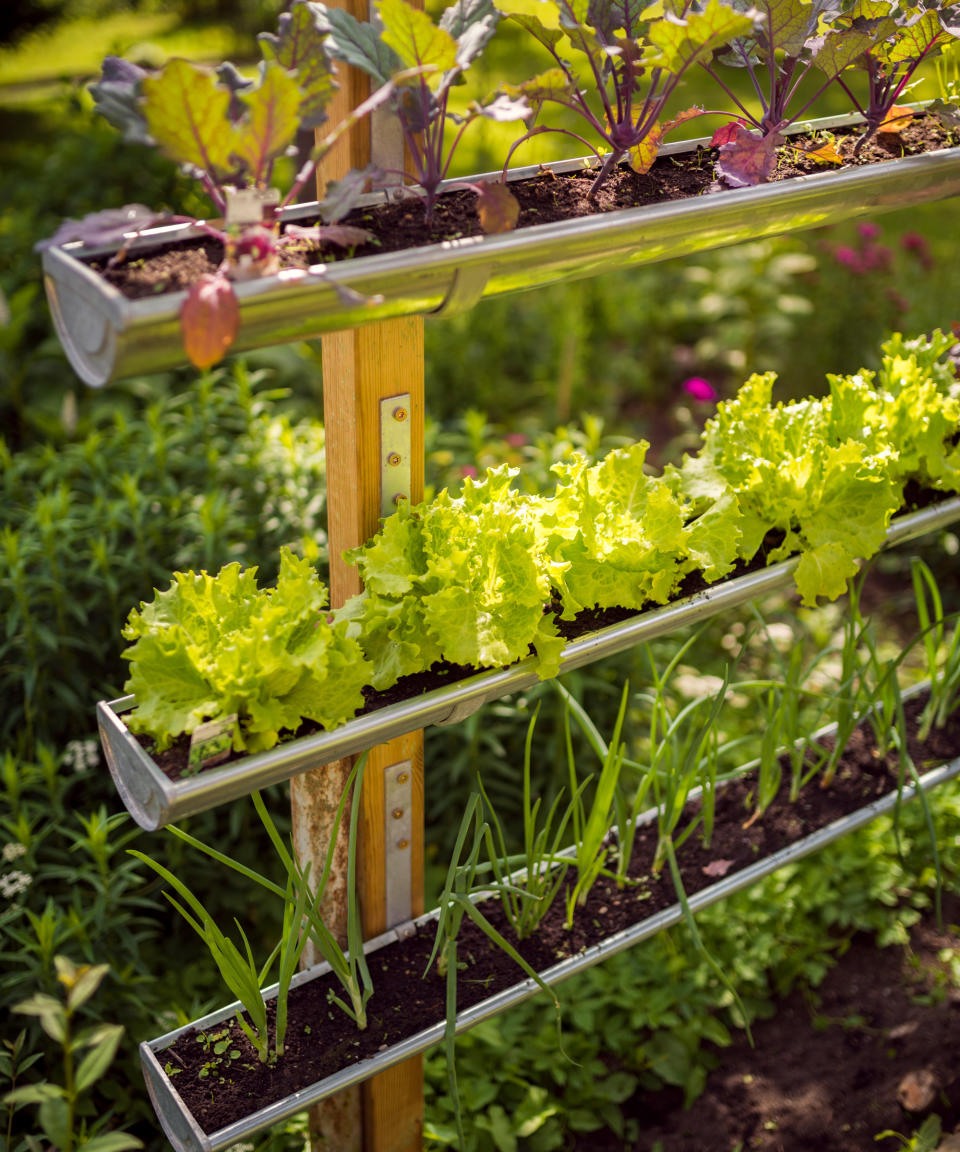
0 364 326 757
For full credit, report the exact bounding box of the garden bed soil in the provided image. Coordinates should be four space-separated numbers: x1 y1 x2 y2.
141 482 949 783
96 116 954 300
600 891 960 1152
156 690 960 1137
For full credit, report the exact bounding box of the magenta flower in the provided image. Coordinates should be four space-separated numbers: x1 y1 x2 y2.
460 465 478 479
683 377 718 403
902 231 934 270
857 221 881 240
832 245 862 272
504 433 527 448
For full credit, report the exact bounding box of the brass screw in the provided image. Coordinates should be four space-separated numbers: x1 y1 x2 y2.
394 493 407 506
397 839 409 850
392 807 404 819
397 772 409 784
393 406 408 422
387 452 401 467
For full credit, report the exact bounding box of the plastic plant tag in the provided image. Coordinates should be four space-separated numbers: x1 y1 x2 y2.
224 188 281 226
187 715 238 772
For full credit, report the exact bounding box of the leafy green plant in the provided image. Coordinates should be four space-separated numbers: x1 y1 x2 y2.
121 547 370 754
503 0 754 194
320 0 532 227
42 0 407 369
3 957 142 1152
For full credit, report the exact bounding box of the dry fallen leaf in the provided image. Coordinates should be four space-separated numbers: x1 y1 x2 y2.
878 105 915 136
702 859 733 878
897 1068 938 1112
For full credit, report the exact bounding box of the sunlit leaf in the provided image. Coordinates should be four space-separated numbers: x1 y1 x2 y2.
141 59 236 178
804 137 843 165
647 0 756 74
378 0 458 83
230 62 302 184
257 0 336 129
499 67 576 106
877 104 914 135
628 123 663 174
476 182 521 233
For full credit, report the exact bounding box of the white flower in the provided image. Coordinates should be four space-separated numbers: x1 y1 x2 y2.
0 871 32 899
62 738 100 774
2 843 26 864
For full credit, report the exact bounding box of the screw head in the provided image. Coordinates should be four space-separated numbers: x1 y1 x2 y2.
387 452 402 467
392 807 404 819
394 493 407 506
393 406 408 422
397 839 409 850
396 772 409 784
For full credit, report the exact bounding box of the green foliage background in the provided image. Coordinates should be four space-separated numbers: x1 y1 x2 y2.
1 6 960 1151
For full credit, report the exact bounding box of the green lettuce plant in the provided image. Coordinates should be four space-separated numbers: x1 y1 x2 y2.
121 548 372 754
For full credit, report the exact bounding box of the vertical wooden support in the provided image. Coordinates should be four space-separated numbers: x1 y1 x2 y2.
290 2 426 1148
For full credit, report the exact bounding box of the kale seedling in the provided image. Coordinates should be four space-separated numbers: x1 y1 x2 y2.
502 0 758 196
38 1 401 369
318 0 533 229
700 0 889 186
829 1 960 152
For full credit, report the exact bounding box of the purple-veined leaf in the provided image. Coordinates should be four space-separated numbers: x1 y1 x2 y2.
716 123 783 186
752 0 826 58
180 273 240 370
284 222 373 247
628 123 663 174
586 0 649 37
886 8 945 61
318 164 386 222
89 56 151 144
663 105 706 134
141 59 237 179
378 0 458 84
258 0 336 129
475 181 520 233
808 24 879 79
35 205 171 251
229 62 303 185
711 119 748 147
647 0 757 75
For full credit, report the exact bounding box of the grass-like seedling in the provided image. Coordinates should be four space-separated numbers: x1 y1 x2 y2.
911 558 960 741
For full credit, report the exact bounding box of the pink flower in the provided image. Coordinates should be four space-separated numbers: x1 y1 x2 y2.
858 221 881 240
832 245 863 272
504 433 527 448
902 231 934 270
460 465 478 479
683 377 718 403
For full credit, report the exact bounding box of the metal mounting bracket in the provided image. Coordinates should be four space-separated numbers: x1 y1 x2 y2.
384 759 413 927
379 393 412 519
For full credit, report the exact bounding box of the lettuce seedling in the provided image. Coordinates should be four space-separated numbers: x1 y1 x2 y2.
38 1 400 369
318 0 532 228
701 0 887 186
502 0 757 196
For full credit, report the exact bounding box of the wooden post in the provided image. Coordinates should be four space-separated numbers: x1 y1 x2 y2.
290 4 426 1149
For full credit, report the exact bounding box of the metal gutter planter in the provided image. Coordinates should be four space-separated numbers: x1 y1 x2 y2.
139 741 960 1152
44 108 960 387
98 495 960 831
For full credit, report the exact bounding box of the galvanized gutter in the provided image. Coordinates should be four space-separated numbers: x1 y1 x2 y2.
139 738 960 1152
44 106 960 386
99 494 960 830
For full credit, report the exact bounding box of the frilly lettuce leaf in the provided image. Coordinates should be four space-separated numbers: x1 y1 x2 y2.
122 549 370 751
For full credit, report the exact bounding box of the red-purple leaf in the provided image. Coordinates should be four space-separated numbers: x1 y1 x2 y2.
180 273 240 370
710 118 750 148
475 181 520 234
35 205 171 251
716 125 783 187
